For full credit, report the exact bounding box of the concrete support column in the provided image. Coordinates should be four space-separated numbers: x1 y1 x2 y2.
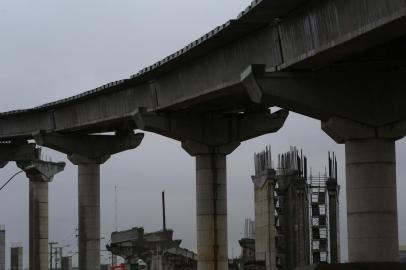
322 117 403 262
10 246 23 270
345 139 398 262
29 181 49 270
0 226 4 270
17 160 65 270
77 163 101 270
196 154 228 270
134 108 288 270
183 141 239 270
34 131 144 270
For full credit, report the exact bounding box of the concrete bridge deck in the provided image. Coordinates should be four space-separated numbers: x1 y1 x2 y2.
0 0 406 139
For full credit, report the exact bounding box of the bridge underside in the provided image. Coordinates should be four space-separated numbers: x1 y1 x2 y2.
1 0 406 267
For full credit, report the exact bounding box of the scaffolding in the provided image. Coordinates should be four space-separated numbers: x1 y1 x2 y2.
250 146 340 270
309 152 338 265
309 174 329 264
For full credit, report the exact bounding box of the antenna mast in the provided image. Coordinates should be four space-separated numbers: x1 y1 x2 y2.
162 191 167 231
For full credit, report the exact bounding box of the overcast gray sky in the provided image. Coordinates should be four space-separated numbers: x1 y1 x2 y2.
0 0 405 268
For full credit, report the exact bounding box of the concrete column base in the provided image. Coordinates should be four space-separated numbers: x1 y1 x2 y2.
346 139 399 262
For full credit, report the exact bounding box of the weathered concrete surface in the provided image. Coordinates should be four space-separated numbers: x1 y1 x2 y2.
0 143 40 164
252 170 276 270
345 139 398 262
16 160 65 270
242 66 406 126
10 247 23 270
195 153 228 270
1 0 406 140
322 117 403 262
77 163 100 270
0 227 4 270
33 132 143 270
34 132 144 164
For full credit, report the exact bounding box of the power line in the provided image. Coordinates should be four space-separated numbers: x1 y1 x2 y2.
0 165 36 192
0 170 24 191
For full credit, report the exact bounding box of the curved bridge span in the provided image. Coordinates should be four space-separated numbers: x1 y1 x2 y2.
1 1 406 269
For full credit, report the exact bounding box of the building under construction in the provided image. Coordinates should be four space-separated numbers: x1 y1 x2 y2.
106 192 197 270
241 146 340 270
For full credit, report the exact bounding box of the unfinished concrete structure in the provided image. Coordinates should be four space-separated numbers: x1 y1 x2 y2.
1 0 406 267
10 245 23 270
252 147 277 270
250 146 339 270
238 219 256 269
107 227 196 270
0 226 4 270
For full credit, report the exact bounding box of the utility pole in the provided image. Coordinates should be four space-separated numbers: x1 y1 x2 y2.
162 190 166 231
49 242 58 270
54 248 58 270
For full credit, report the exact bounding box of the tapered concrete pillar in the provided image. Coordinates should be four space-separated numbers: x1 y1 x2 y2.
322 117 404 262
17 160 65 270
10 246 23 270
0 226 5 270
345 139 398 262
34 131 144 270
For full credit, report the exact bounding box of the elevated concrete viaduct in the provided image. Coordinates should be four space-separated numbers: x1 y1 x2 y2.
33 132 144 270
1 0 406 267
134 109 288 270
243 66 406 262
0 144 65 270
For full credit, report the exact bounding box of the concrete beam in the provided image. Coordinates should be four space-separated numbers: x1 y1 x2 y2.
322 117 406 143
1 0 405 141
34 132 144 164
242 65 406 126
0 143 40 163
17 160 65 182
134 109 288 147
